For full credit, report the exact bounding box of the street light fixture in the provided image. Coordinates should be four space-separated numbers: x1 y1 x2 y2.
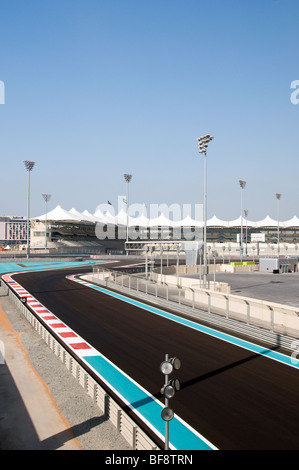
239 180 246 262
42 194 51 249
23 160 35 259
197 134 214 288
124 173 132 254
275 193 282 256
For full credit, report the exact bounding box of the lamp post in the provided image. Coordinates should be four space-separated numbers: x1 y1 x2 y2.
23 160 35 259
239 180 246 262
244 209 248 256
42 194 51 249
197 134 214 288
123 174 132 255
275 193 281 257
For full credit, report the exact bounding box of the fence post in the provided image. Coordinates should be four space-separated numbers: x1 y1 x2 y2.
245 300 250 325
225 295 229 319
269 305 274 332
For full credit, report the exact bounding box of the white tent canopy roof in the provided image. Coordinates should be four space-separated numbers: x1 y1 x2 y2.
255 215 283 228
207 215 229 227
35 205 83 222
174 215 203 228
148 213 175 227
129 213 149 227
33 205 299 228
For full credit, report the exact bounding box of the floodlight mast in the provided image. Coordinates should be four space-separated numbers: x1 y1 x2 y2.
275 193 282 256
42 194 52 249
23 160 36 259
123 174 132 254
239 180 246 262
197 134 213 288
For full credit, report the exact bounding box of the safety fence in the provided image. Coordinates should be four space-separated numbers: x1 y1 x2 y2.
2 280 158 451
92 266 299 351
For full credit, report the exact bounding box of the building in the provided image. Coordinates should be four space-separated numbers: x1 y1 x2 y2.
0 216 28 247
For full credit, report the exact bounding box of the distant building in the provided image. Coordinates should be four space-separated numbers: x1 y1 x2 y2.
0 216 28 246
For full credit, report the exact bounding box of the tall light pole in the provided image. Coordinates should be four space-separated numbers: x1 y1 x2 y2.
197 134 213 288
124 173 132 254
42 194 51 249
275 193 281 257
244 209 248 256
239 180 246 262
23 160 35 259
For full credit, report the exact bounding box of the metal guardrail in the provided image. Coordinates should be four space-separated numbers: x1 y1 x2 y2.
92 266 299 352
1 280 158 451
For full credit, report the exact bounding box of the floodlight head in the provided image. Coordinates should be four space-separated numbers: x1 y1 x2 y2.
42 194 52 203
239 180 246 189
23 160 35 171
124 173 132 183
275 193 282 200
197 134 213 153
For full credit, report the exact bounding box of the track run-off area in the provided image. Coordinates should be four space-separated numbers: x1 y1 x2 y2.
1 259 299 450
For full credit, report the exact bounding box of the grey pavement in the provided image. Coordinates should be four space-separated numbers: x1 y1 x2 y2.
184 271 299 307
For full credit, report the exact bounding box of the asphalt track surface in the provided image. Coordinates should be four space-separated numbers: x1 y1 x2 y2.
11 263 299 450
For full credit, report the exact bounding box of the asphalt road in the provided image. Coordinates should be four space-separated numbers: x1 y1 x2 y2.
12 264 299 450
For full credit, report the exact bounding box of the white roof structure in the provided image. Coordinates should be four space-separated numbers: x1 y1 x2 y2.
148 213 175 228
174 215 203 228
254 215 282 228
35 205 83 222
93 209 116 224
207 215 229 227
284 216 299 227
33 205 299 228
129 213 149 227
82 210 99 222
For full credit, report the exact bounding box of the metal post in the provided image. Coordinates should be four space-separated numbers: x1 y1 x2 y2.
276 193 281 257
164 354 169 450
124 174 132 255
197 135 213 288
23 161 35 259
42 194 51 249
27 170 30 259
239 180 246 262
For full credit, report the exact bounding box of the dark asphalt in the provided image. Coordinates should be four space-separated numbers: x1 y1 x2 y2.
12 264 299 450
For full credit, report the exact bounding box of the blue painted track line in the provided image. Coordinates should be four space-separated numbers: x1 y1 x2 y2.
82 354 216 450
0 260 106 275
79 280 299 371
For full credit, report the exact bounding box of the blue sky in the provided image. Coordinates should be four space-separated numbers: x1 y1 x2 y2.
0 0 299 221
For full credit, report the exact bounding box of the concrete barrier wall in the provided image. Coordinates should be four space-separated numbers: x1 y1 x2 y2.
184 287 299 336
94 268 299 338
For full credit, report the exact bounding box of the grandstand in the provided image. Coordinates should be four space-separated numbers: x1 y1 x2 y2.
29 204 299 255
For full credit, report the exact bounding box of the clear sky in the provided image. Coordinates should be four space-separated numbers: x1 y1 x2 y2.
1 0 299 222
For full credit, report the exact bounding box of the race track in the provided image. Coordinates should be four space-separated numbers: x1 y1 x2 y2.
10 264 299 450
